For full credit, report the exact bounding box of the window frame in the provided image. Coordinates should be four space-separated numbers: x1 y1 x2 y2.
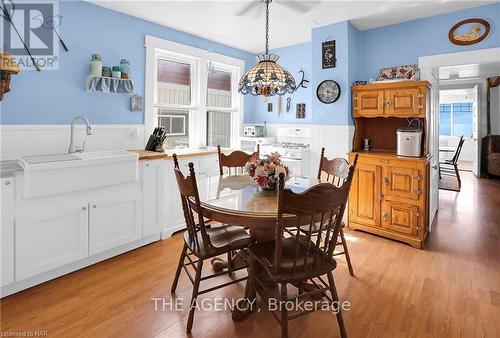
145 35 244 149
439 101 473 137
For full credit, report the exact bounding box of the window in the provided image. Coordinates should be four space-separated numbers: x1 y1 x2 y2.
439 102 473 137
155 59 194 148
145 36 244 150
207 69 233 148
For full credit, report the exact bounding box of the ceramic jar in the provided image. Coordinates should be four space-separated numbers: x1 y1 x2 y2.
89 54 102 76
119 59 130 79
102 66 112 77
112 66 121 78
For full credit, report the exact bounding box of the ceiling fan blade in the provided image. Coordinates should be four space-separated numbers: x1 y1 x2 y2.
277 0 320 13
235 1 261 16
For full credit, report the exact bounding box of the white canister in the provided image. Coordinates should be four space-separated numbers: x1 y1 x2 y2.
90 54 102 76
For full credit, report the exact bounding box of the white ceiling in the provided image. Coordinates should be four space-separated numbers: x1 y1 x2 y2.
92 0 494 53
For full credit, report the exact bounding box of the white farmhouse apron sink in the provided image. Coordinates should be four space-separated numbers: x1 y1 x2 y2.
18 150 139 198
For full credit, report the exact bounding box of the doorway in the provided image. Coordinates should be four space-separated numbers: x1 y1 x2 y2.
438 86 478 173
418 47 500 227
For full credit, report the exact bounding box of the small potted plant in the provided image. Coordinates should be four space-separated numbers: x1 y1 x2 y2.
245 152 290 191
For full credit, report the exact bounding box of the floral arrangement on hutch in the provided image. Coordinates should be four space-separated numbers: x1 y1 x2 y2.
245 153 290 191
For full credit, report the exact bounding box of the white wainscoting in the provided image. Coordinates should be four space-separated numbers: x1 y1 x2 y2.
265 124 355 175
0 125 145 160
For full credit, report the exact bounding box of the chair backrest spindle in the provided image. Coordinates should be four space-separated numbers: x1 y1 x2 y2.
317 147 351 187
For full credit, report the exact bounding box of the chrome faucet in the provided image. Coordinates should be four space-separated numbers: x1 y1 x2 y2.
68 115 93 153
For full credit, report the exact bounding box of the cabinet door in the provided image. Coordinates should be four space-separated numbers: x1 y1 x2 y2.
385 88 423 117
166 158 201 232
382 201 421 236
349 163 382 227
89 194 141 255
1 178 15 286
353 90 384 117
384 165 422 201
142 160 166 238
16 203 89 280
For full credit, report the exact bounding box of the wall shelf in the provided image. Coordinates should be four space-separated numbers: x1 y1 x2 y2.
86 76 135 94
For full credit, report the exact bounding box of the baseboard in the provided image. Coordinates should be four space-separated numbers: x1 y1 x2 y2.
161 224 185 239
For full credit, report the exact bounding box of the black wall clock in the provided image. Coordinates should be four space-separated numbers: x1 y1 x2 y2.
316 80 341 104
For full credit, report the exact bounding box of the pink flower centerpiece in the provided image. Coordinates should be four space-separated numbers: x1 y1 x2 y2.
245 152 290 191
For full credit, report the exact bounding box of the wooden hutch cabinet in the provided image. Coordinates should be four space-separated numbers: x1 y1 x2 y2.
349 81 431 249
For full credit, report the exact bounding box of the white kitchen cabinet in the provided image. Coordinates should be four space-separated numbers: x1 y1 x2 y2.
16 202 89 280
1 177 15 286
141 160 167 239
166 157 201 233
163 154 220 238
89 193 141 255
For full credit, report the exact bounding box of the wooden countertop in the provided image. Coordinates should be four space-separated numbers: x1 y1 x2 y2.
128 149 218 161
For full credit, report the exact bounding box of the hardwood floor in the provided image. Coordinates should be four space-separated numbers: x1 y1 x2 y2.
1 172 499 338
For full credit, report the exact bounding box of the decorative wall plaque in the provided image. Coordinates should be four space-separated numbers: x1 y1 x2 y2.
448 18 490 46
322 40 336 69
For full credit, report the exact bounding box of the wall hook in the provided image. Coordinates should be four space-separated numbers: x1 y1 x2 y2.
296 69 309 91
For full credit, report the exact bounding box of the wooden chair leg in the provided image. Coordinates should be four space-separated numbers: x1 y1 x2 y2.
227 251 233 274
455 165 462 188
327 272 348 338
280 283 288 338
171 243 187 293
339 228 354 277
186 259 203 334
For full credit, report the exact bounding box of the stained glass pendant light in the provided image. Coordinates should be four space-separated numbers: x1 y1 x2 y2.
238 0 296 96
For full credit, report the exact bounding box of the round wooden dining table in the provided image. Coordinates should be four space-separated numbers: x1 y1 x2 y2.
193 173 324 320
195 173 322 241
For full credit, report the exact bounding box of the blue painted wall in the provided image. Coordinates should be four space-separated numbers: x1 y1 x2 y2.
360 3 500 80
0 1 255 125
3 2 499 126
245 3 500 125
244 42 312 125
311 21 351 125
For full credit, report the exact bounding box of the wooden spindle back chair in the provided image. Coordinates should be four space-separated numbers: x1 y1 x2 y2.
217 144 259 175
317 147 351 186
170 154 252 334
315 147 355 275
439 136 465 189
249 155 357 338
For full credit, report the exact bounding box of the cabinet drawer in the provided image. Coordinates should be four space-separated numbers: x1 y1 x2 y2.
382 201 421 237
384 166 423 201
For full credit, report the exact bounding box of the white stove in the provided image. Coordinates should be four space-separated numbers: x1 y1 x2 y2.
260 127 311 177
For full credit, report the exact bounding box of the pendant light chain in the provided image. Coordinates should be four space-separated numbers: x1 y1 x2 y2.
237 0 296 96
265 0 270 54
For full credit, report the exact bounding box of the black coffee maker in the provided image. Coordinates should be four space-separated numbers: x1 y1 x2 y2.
362 138 372 151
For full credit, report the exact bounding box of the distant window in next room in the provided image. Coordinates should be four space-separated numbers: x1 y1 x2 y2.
439 102 473 137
